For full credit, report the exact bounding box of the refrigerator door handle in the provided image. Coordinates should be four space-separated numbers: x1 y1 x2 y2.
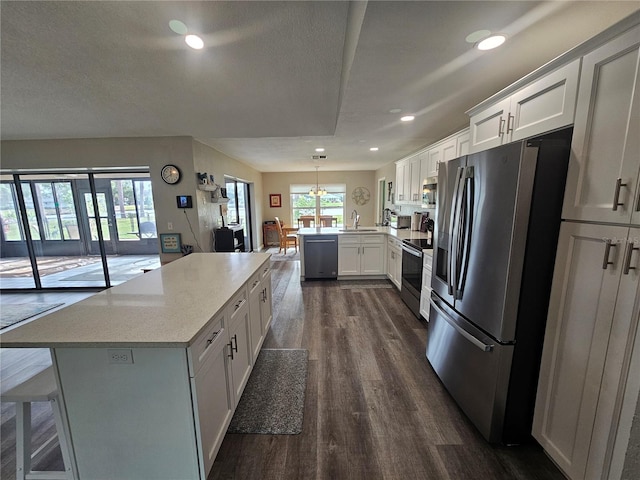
448 167 465 296
456 166 475 299
429 298 494 352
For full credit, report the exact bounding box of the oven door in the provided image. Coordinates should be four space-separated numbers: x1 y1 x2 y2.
401 243 423 299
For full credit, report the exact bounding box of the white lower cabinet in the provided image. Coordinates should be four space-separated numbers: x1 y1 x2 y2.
386 236 402 289
419 252 433 320
248 263 272 362
191 327 233 477
338 234 385 276
533 222 640 480
248 271 264 361
227 289 252 407
260 271 273 333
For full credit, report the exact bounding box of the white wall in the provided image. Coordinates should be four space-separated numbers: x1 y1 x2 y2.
261 170 376 228
192 140 263 251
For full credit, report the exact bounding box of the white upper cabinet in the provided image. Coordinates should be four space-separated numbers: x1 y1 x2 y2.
409 156 422 204
469 59 580 153
457 130 470 156
395 155 422 204
395 159 407 204
396 128 470 206
562 25 640 225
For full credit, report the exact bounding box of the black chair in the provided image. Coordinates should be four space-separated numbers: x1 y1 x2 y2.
139 222 156 237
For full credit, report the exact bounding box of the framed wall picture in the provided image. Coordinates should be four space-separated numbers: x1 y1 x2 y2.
269 194 282 208
160 233 182 253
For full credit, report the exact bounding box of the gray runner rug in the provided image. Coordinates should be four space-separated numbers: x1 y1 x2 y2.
0 303 63 329
228 348 308 435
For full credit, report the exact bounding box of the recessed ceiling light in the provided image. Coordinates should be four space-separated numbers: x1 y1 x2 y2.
185 34 204 50
315 148 325 152
370 147 379 152
477 34 506 51
400 115 415 122
389 108 402 114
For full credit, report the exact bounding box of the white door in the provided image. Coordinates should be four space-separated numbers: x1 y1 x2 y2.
260 272 273 334
533 222 629 479
469 97 510 153
192 340 233 477
228 309 252 407
585 227 640 479
509 59 579 142
361 244 384 275
338 244 360 275
563 26 640 224
247 275 263 362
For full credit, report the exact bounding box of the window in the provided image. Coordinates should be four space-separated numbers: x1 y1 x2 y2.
290 184 345 227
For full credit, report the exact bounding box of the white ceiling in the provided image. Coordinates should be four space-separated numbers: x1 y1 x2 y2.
1 1 638 172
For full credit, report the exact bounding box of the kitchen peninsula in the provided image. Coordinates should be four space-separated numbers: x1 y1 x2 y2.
0 252 272 480
297 226 431 281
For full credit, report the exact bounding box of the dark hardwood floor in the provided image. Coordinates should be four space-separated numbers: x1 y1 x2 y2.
0 257 564 479
208 259 564 480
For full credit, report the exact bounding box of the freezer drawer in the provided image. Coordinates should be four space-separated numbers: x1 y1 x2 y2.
426 295 514 443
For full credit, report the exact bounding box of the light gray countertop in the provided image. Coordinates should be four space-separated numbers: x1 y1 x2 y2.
0 253 271 348
296 226 431 241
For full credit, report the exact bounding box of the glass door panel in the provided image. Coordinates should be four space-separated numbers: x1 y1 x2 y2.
0 179 36 288
84 192 112 241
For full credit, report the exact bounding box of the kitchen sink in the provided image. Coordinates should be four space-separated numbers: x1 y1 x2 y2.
338 228 379 232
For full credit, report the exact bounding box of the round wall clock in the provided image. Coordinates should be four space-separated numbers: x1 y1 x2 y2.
161 164 181 185
352 186 370 205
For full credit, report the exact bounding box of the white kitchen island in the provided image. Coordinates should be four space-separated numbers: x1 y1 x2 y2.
0 252 272 480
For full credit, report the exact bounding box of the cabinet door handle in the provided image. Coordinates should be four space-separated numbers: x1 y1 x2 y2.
206 329 221 346
602 239 616 270
612 178 627 211
498 116 505 137
506 114 514 134
623 240 638 275
231 334 238 354
227 341 234 360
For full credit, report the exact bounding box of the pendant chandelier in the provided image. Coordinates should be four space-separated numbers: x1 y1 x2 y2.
309 166 327 196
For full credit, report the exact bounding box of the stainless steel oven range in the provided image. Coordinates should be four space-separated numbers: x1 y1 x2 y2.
400 238 432 318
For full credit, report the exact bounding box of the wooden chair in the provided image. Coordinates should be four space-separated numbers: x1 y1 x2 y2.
297 215 315 228
274 217 297 254
319 216 337 227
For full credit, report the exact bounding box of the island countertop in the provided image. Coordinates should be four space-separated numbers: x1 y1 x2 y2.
296 226 431 241
0 252 271 348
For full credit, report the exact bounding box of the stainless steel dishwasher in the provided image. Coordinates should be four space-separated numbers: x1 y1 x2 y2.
303 235 338 279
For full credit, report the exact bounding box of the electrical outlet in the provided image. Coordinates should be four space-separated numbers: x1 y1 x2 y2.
108 349 134 364
167 222 173 231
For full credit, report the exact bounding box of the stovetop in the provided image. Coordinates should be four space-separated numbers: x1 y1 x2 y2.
402 237 433 251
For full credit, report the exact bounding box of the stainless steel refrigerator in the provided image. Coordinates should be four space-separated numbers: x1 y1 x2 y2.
427 128 572 445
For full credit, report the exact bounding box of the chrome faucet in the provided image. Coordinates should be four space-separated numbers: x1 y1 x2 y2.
351 209 360 229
